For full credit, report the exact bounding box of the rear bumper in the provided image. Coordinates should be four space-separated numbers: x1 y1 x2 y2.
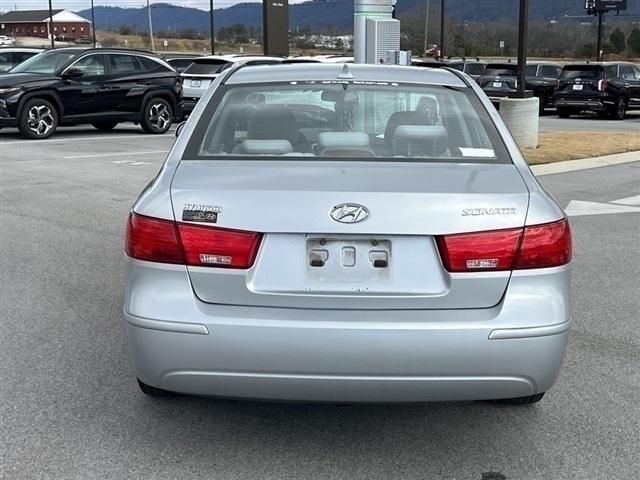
124 259 571 402
554 96 614 111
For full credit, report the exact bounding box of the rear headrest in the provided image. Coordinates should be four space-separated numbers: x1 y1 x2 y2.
392 125 448 157
232 140 293 155
317 132 369 150
384 111 433 149
247 105 296 142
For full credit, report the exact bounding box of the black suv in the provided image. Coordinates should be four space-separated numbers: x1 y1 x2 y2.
0 48 183 139
554 62 640 120
478 61 562 113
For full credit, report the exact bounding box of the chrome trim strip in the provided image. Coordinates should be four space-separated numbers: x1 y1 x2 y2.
124 312 209 335
489 320 571 340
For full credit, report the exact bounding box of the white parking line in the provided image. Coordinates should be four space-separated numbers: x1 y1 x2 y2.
1 134 174 145
610 195 640 206
64 151 167 159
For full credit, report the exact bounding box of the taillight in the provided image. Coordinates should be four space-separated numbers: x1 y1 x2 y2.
598 79 608 92
125 213 184 264
436 228 522 272
514 219 572 269
178 223 262 269
125 212 262 269
436 218 571 272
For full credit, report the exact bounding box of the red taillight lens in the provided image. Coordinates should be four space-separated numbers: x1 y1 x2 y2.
436 228 522 272
125 212 262 269
514 219 571 269
436 218 571 272
125 213 184 264
177 223 262 269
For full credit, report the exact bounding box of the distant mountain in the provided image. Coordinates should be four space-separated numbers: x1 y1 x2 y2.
78 0 640 33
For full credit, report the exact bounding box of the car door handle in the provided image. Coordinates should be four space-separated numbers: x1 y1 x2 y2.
98 85 113 90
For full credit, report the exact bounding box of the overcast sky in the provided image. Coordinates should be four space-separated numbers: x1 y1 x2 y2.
0 0 308 12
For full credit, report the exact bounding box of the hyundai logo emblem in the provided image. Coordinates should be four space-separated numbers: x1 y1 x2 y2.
330 203 369 224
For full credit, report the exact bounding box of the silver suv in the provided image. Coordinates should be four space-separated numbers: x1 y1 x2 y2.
124 64 572 404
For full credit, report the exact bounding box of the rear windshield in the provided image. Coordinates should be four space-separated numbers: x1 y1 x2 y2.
560 65 604 80
183 59 230 75
465 63 486 76
484 64 517 76
183 82 510 164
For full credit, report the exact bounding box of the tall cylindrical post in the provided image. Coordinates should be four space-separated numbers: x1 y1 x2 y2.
440 0 445 58
48 0 54 49
516 0 528 96
209 0 215 54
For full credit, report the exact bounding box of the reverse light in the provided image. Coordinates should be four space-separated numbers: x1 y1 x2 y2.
125 212 262 269
436 218 572 272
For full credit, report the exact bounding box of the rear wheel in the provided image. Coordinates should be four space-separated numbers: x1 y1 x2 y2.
609 96 627 120
137 378 173 397
494 392 545 405
141 97 173 134
18 98 58 139
92 121 118 131
557 107 572 118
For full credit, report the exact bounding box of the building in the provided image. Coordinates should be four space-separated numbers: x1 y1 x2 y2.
0 10 91 41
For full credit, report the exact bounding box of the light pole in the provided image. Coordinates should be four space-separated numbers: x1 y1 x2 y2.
439 0 445 58
516 0 529 97
423 0 430 57
91 0 96 48
48 0 54 49
209 0 215 54
147 0 155 51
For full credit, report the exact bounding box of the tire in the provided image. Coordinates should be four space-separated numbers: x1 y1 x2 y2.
609 96 627 120
494 392 545 405
18 98 58 139
92 121 118 131
538 97 546 116
141 97 173 134
557 107 572 118
137 378 173 397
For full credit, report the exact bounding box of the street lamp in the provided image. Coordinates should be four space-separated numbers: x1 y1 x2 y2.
210 0 215 54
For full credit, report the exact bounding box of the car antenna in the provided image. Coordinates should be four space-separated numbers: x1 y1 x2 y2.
337 63 354 80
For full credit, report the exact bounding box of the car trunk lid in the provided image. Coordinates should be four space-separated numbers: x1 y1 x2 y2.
170 160 530 310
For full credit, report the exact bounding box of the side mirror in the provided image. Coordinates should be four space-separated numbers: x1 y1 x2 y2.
175 121 186 138
63 67 84 79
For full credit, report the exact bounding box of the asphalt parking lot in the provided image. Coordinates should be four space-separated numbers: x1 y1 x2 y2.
1 125 639 480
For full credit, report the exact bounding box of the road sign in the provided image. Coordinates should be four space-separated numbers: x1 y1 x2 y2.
500 40 505 48
587 0 627 11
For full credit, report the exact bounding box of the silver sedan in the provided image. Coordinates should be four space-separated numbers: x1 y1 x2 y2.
124 63 572 404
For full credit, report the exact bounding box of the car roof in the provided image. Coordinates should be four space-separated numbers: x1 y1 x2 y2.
563 61 637 66
195 54 283 63
0 47 43 52
224 63 467 87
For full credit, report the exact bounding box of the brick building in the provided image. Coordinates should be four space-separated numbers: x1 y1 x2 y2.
0 10 91 41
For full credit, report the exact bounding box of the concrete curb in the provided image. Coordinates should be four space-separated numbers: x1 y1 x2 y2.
531 151 640 176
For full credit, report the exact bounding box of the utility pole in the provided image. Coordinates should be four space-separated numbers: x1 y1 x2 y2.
147 0 155 51
439 0 445 58
48 0 54 49
423 0 430 57
209 0 215 54
91 0 96 48
516 0 529 97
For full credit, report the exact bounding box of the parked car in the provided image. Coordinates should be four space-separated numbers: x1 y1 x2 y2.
554 62 640 120
446 58 487 80
0 35 16 46
412 58 486 81
0 48 42 73
181 54 283 114
161 53 203 73
478 61 562 113
124 63 572 405
0 47 183 139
